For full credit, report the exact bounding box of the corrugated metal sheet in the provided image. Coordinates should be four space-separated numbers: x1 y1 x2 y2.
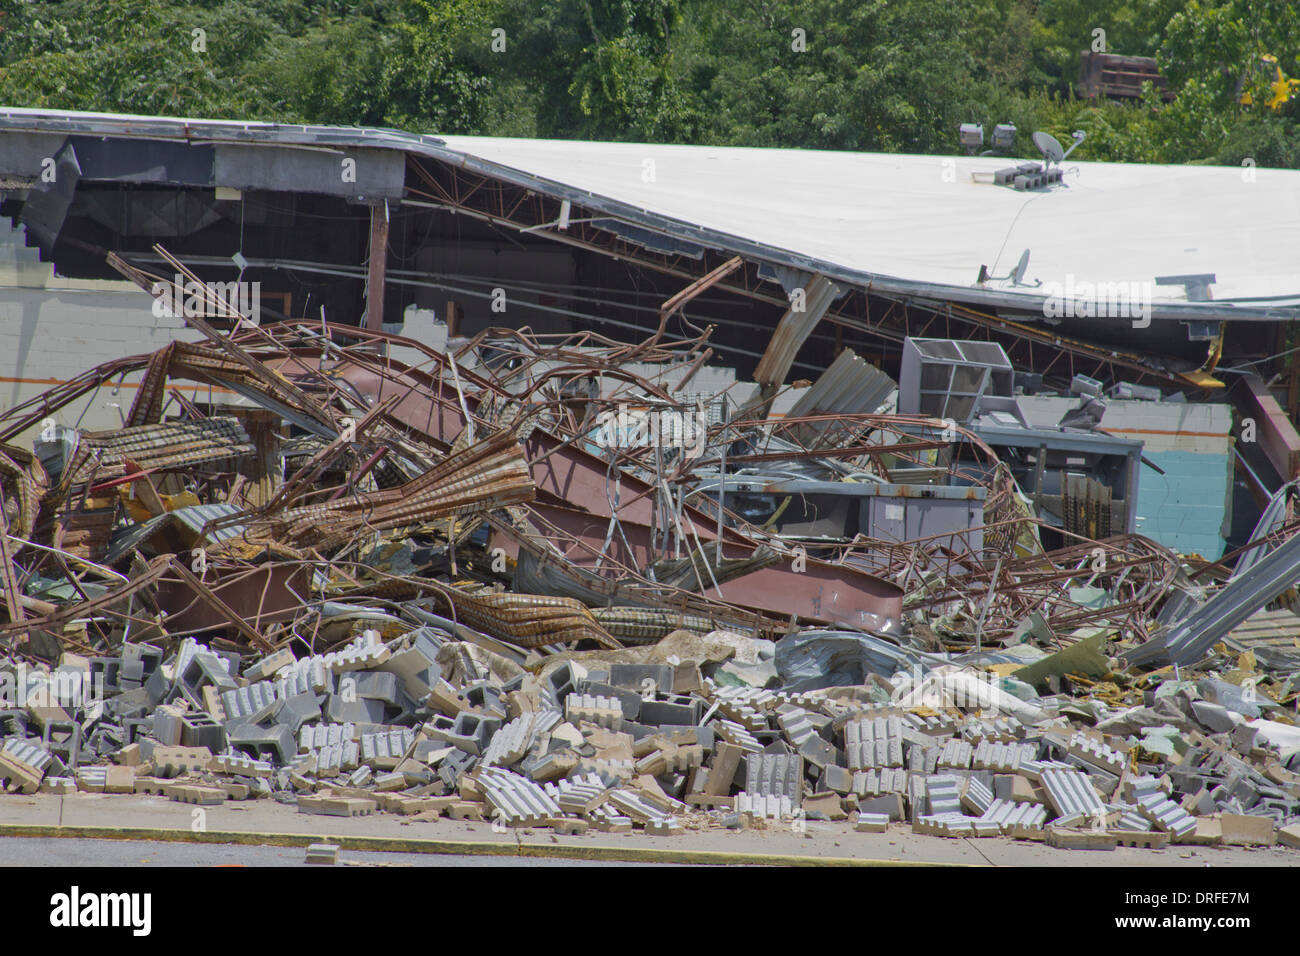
786 349 897 448
752 274 840 389
105 503 243 563
1234 478 1297 578
266 429 534 551
1127 528 1300 666
441 590 617 648
1222 607 1300 671
83 416 254 471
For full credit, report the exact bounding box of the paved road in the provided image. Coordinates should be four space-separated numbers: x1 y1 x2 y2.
0 836 668 867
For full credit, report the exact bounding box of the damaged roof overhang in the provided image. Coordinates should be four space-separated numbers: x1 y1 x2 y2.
0 116 406 202
0 107 1295 326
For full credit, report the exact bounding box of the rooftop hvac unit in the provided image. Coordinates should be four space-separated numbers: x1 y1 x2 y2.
898 338 1014 424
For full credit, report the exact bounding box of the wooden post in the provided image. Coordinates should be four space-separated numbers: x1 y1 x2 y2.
366 202 389 331
223 406 282 508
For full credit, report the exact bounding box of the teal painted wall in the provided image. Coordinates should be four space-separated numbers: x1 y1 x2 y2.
1133 450 1233 559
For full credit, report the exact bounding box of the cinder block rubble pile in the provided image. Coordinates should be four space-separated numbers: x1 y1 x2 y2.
3 627 1298 851
1 296 1298 854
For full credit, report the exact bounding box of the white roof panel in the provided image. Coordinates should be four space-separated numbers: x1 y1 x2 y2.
439 136 1300 310
0 109 1293 315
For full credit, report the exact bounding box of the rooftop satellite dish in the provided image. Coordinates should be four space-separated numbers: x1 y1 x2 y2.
1033 131 1065 165
1033 129 1087 167
975 248 1039 287
1011 249 1031 285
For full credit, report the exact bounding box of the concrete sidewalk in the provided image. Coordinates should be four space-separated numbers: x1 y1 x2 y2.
0 793 1293 866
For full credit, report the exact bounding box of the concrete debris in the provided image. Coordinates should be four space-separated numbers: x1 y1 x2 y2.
0 290 1297 854
305 843 339 865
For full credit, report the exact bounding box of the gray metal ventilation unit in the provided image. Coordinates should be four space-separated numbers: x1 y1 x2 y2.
898 338 1014 424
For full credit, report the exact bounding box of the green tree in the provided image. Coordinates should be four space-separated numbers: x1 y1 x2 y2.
1160 0 1300 109
495 0 696 141
677 0 989 152
0 0 1294 168
1029 0 1186 91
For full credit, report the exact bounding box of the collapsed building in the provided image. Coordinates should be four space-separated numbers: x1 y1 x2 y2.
0 109 1298 850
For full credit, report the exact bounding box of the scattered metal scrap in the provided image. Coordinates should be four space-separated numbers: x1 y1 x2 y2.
0 265 1298 851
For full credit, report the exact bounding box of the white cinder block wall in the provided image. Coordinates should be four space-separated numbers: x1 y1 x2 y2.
0 221 207 441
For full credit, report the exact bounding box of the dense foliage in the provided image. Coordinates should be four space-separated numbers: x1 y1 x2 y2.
0 0 1296 165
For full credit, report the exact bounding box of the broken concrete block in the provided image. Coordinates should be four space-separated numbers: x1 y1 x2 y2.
803 791 847 821
298 794 377 817
478 767 561 825
1046 827 1118 850
1219 813 1276 846
169 784 226 806
961 777 995 816
359 727 415 769
1190 701 1235 734
306 843 339 864
41 776 77 794
547 777 610 816
607 664 673 695
176 650 237 703
973 740 1036 772
744 752 803 804
796 732 835 770
638 696 699 727
857 792 905 821
1001 774 1046 805
1276 822 1300 849
565 693 624 731
274 692 322 734
588 806 634 832
426 711 501 756
447 801 485 822
1136 792 1198 838
937 738 973 770
980 798 1047 834
645 817 685 835
1183 786 1217 816
820 764 854 794
349 670 400 705
104 765 135 793
151 704 185 746
701 740 744 797
854 811 890 833
579 681 642 721
221 681 281 727
1038 768 1106 820
1111 829 1170 849
180 710 228 751
150 745 212 778
1180 817 1223 846
324 694 386 725
245 648 295 683
550 817 589 835
924 775 963 816
229 724 295 765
